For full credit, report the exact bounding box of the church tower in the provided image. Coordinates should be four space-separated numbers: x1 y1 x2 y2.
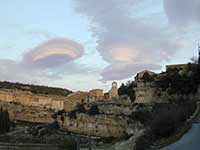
108 81 119 99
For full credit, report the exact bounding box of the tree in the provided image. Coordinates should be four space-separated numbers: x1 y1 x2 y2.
0 108 10 133
118 83 127 95
118 82 135 101
190 57 198 64
88 105 100 115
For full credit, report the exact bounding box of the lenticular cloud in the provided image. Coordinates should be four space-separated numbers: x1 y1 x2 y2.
22 38 84 68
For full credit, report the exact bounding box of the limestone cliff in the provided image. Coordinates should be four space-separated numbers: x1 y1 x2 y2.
0 102 55 123
0 89 68 110
58 96 143 138
58 113 142 138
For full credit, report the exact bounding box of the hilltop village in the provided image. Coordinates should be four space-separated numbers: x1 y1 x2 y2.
0 81 119 112
0 62 200 150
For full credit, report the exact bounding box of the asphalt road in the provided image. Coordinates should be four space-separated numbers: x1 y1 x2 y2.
162 124 200 150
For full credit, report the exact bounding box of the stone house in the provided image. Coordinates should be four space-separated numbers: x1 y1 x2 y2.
134 70 157 103
89 89 104 98
64 91 90 112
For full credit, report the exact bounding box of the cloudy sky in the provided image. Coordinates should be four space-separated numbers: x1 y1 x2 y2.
0 0 200 91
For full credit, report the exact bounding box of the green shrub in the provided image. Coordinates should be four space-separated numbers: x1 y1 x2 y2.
118 82 135 101
88 105 100 116
58 138 77 150
135 132 152 150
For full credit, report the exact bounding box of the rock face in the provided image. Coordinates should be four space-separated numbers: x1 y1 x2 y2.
58 96 143 138
97 95 135 116
134 71 200 104
134 81 157 103
0 89 68 110
0 102 55 123
133 70 160 104
114 129 145 150
58 113 142 138
59 113 132 138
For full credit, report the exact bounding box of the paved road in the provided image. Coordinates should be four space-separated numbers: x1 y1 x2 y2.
162 124 200 150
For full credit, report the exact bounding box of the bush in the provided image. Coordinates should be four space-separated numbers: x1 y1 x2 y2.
156 64 200 95
58 138 77 150
88 105 100 116
150 111 176 138
68 110 77 119
135 101 197 149
118 82 135 101
76 104 86 113
130 111 152 126
0 81 72 96
135 132 152 150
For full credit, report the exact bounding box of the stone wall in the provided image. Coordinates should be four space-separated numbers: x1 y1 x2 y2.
59 96 143 138
97 96 135 116
0 89 68 110
64 92 90 112
58 113 139 138
134 81 158 103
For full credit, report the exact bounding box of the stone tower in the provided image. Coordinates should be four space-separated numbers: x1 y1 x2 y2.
108 81 119 99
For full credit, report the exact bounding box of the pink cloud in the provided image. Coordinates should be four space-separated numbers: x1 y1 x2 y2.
22 38 83 68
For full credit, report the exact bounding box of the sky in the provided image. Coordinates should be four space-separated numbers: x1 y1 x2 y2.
0 0 200 91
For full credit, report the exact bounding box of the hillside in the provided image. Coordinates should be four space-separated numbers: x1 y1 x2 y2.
0 81 72 96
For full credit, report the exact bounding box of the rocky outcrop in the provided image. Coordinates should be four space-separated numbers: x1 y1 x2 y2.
114 129 145 150
134 81 156 103
58 96 143 138
0 102 55 123
97 95 135 116
58 113 142 138
134 81 169 104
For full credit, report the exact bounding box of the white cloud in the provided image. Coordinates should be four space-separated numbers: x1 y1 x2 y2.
164 0 200 26
73 0 180 81
0 38 85 85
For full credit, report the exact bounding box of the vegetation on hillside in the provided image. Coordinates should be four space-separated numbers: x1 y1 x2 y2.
133 101 196 150
68 104 100 119
132 63 200 150
0 81 72 96
155 63 200 95
118 81 135 101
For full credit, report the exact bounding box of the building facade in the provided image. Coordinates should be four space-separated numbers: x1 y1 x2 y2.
108 82 119 99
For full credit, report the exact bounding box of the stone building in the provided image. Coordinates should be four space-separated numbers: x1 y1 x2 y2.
134 70 157 103
89 89 104 98
64 91 89 112
108 82 119 99
166 64 187 71
64 89 105 112
135 70 155 82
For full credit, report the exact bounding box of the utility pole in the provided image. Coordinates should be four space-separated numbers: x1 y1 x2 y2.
198 44 200 64
76 137 80 150
89 135 92 150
